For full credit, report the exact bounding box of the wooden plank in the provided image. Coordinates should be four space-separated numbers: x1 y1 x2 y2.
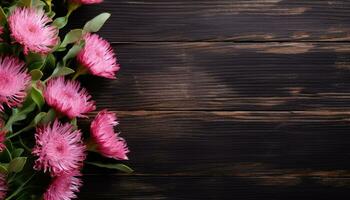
81 42 350 111
79 176 350 200
81 111 350 176
68 0 350 42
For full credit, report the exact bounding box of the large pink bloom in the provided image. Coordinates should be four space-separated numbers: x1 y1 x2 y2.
77 33 120 79
44 77 96 119
8 8 58 54
90 110 129 160
44 171 82 200
33 120 86 176
70 0 103 5
0 56 31 111
0 174 7 199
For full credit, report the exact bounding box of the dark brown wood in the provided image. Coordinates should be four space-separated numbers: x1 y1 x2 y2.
68 0 350 42
82 42 350 111
81 111 350 176
78 176 350 200
71 0 350 199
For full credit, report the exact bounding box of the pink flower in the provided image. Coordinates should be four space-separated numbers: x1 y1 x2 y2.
0 26 3 42
33 120 86 176
0 119 6 152
44 77 96 119
0 56 31 111
8 8 58 54
44 171 82 200
0 131 5 153
77 33 120 79
90 110 129 160
70 0 103 5
0 174 7 199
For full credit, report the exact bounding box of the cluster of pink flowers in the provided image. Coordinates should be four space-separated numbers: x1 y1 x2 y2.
0 0 129 199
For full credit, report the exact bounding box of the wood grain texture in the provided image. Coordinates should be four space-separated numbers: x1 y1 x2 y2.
70 0 350 199
81 111 350 176
82 42 350 111
78 176 350 200
68 0 350 42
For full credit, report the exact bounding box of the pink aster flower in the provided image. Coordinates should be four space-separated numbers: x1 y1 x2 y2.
0 119 6 152
44 171 82 200
33 120 86 176
90 110 129 160
44 77 96 119
0 56 31 111
70 0 103 5
8 8 58 54
0 174 7 199
0 26 3 42
77 33 120 79
0 131 5 153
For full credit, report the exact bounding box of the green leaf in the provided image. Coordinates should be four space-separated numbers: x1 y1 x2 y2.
5 103 36 131
45 54 56 69
17 0 32 7
26 53 46 70
31 0 46 9
85 162 133 173
0 164 8 174
83 13 111 33
51 66 75 78
30 87 44 110
40 108 56 125
53 16 68 29
12 148 24 158
30 69 43 81
0 43 12 54
61 29 83 48
8 157 27 173
70 118 77 129
63 43 84 64
0 7 6 25
34 112 46 125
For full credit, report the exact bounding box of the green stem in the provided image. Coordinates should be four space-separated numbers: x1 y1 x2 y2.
46 0 52 13
67 2 81 18
6 124 33 140
72 64 88 80
19 136 31 152
85 138 98 152
5 173 35 200
4 146 12 161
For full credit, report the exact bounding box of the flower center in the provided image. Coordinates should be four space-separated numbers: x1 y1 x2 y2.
28 24 38 33
62 90 76 100
53 140 68 156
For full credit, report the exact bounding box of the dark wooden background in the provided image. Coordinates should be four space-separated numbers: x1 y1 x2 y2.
70 1 350 199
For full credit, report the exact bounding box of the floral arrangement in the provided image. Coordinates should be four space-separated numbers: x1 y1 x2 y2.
0 0 131 199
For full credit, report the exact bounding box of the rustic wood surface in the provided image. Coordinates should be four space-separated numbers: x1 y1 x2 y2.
72 0 350 199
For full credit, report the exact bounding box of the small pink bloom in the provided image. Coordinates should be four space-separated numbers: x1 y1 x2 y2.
0 26 3 42
0 56 31 111
77 33 120 79
0 119 6 152
0 174 7 199
44 171 82 200
70 0 103 5
8 8 58 54
33 120 86 176
0 132 5 153
44 77 96 119
90 110 129 160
